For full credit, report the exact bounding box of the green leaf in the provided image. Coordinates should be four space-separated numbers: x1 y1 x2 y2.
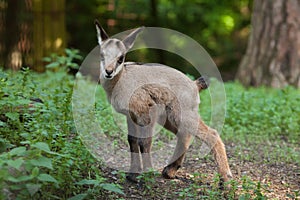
65 48 73 55
74 54 83 60
46 62 60 69
6 176 19 183
67 193 88 200
37 173 58 184
7 175 33 182
31 142 65 156
42 57 52 62
18 175 34 181
31 142 50 152
31 167 40 177
20 140 31 145
5 112 19 121
30 157 53 170
0 139 9 153
76 179 100 185
9 147 26 156
7 158 24 170
17 99 31 105
100 183 124 195
26 183 41 196
0 120 6 127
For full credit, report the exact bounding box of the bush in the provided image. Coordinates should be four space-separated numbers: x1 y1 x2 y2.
0 64 123 198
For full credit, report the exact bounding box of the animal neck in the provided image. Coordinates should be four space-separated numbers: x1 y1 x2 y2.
101 68 124 98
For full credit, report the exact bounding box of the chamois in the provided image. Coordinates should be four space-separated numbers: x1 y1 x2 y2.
94 20 232 184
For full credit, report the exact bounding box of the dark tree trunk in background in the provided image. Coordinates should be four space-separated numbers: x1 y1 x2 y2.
3 0 21 69
0 0 65 71
32 0 66 72
236 0 300 88
0 0 32 70
149 0 165 65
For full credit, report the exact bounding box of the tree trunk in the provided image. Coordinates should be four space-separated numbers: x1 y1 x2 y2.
32 0 66 72
236 0 300 88
3 0 21 70
149 0 165 65
1 0 32 70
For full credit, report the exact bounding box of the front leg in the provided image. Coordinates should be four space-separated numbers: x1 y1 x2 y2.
139 136 153 171
135 111 156 172
127 93 157 181
127 118 142 182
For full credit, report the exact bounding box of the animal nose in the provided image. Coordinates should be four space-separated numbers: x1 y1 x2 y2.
105 69 113 75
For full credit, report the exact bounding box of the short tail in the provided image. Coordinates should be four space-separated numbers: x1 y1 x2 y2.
195 76 209 92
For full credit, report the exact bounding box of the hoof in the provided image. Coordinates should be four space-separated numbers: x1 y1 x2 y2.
162 166 178 179
219 174 233 190
126 173 140 183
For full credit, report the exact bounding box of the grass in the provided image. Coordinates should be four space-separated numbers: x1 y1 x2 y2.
0 56 299 199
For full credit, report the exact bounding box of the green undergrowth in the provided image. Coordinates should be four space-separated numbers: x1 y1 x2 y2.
0 67 123 199
0 65 299 199
199 80 300 165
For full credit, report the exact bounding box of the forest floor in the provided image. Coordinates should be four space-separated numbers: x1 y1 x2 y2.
101 139 300 199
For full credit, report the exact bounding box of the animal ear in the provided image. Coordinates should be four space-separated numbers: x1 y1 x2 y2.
94 19 109 45
123 27 144 51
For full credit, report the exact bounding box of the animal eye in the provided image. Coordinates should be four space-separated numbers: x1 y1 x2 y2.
117 55 124 64
100 53 105 61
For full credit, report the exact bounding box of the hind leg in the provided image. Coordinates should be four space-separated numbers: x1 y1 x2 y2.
196 119 232 182
162 120 193 179
161 137 191 179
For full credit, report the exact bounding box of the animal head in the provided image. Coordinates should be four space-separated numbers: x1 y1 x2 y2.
95 20 144 80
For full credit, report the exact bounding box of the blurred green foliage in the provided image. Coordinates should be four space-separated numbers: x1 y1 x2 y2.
66 0 252 79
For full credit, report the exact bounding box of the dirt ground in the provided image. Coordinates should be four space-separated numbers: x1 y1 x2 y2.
102 141 300 199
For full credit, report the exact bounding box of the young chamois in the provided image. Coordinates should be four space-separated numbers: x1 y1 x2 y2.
95 20 232 184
